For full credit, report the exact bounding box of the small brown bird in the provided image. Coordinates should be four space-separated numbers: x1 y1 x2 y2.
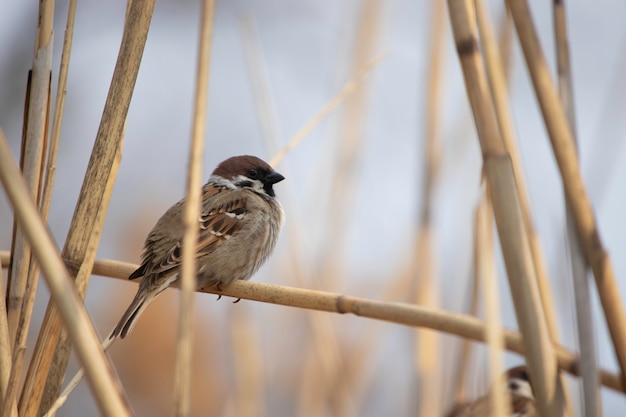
445 366 536 417
111 155 285 339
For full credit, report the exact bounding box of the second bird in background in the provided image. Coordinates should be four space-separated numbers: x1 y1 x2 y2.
444 366 536 417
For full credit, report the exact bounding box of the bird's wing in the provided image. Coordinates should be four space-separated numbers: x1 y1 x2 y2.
148 184 248 277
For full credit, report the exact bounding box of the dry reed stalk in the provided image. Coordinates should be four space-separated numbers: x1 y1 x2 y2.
412 1 445 415
6 0 53 350
297 2 382 415
553 2 601 415
317 0 381 288
6 4 79 417
296 315 345 417
498 10 514 84
238 17 312 417
296 345 327 417
478 192 511 417
75 258 625 393
238 16 283 154
2 252 623 393
0 256 17 417
230 307 267 417
507 0 626 385
451 234 481 404
268 51 385 168
174 1 214 415
447 1 565 415
0 129 131 416
3 2 54 416
39 127 122 417
476 0 560 340
19 1 156 414
40 36 388 415
475 0 574 413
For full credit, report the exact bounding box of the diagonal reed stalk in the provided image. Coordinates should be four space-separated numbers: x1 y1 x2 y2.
15 254 622 393
1 251 624 395
5 0 53 353
506 0 626 388
174 0 215 416
3 2 54 416
553 1 602 415
447 0 565 415
477 192 511 417
451 225 481 405
35 42 388 414
19 1 156 415
6 2 79 417
0 256 14 417
475 0 573 414
412 0 445 416
0 129 131 416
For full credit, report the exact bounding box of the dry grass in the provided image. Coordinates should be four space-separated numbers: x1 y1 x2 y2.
1 1 625 417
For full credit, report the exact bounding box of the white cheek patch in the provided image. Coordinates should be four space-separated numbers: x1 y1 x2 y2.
224 211 246 220
234 175 264 191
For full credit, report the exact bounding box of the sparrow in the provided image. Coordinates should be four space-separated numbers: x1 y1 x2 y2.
111 155 285 339
445 366 536 417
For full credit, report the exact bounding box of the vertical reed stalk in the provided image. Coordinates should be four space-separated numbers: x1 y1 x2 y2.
507 0 626 387
447 0 565 415
19 1 156 415
173 0 215 415
412 1 445 416
553 1 602 415
478 192 510 417
6 0 53 351
0 128 131 416
475 0 573 412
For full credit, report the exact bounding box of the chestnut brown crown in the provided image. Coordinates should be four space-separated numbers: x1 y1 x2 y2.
212 155 284 197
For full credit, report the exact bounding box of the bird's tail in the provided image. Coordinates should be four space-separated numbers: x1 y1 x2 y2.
111 292 154 339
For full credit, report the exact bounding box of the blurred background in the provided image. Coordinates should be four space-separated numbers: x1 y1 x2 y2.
1 0 625 416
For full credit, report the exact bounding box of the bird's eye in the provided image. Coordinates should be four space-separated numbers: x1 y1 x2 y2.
247 169 258 178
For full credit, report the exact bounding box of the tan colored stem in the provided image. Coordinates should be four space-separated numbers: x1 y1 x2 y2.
0 130 131 416
0 258 16 417
413 2 445 415
19 0 156 415
174 1 215 416
507 0 626 386
0 252 622 394
475 0 574 413
447 1 565 415
479 193 511 417
6 0 53 350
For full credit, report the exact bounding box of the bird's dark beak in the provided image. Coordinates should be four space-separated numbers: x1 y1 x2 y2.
263 171 284 197
265 171 285 185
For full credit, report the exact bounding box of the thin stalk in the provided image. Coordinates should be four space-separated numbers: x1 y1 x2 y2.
19 0 156 414
11 3 78 415
452 219 482 404
475 0 573 413
447 1 565 415
0 259 16 417
412 1 445 416
478 192 510 417
269 52 386 168
229 307 267 417
553 0 601 415
173 0 214 415
507 0 626 387
71 258 624 393
6 0 53 350
0 252 623 393
0 129 131 416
